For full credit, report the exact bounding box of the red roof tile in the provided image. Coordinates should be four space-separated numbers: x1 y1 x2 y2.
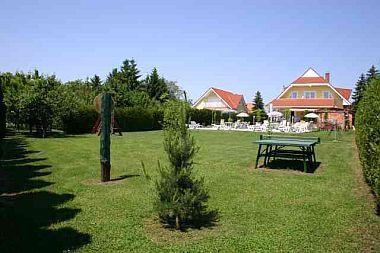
212 87 243 110
292 76 328 84
272 98 336 107
334 87 352 100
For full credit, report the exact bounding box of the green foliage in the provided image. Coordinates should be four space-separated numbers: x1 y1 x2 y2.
154 101 216 229
352 74 367 113
1 59 183 135
114 107 163 132
62 106 99 134
355 77 380 210
144 68 169 103
253 109 267 123
187 108 237 125
352 65 379 115
105 58 142 93
253 91 264 110
284 109 290 122
303 110 310 121
0 79 6 139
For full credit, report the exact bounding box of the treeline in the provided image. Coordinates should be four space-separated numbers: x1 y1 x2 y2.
0 59 184 135
354 65 380 211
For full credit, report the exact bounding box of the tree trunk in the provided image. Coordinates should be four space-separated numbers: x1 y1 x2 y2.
175 215 180 230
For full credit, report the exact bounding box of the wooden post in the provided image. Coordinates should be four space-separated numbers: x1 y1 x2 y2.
100 93 112 182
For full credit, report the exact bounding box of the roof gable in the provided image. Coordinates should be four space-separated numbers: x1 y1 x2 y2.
271 68 351 105
335 87 352 100
211 87 244 110
292 67 327 84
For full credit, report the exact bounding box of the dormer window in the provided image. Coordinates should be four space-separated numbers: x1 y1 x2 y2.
289 92 297 99
304 91 316 98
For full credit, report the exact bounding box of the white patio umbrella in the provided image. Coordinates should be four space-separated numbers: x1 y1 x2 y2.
304 112 319 118
236 112 249 118
267 111 283 117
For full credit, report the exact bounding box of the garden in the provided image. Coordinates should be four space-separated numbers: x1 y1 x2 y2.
1 129 379 252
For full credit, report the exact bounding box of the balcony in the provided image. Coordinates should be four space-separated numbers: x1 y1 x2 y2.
271 98 341 108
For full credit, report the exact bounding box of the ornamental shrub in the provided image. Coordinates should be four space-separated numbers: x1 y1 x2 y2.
154 101 217 229
355 77 380 211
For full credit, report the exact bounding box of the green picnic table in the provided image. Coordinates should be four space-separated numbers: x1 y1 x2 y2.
253 135 320 172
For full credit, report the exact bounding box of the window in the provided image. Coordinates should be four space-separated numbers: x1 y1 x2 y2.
323 91 332 98
289 92 297 99
304 91 316 98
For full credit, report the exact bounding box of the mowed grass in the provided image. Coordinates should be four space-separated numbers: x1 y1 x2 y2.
1 130 379 252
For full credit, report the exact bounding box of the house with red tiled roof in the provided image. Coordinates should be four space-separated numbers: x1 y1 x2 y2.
193 87 247 112
269 68 352 127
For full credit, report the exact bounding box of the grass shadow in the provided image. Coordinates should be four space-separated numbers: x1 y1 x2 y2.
110 174 140 182
159 210 219 232
264 159 321 173
0 134 91 252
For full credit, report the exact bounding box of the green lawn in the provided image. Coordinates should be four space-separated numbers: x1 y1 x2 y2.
1 130 379 252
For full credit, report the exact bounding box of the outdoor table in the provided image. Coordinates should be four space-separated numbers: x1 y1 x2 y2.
253 135 320 172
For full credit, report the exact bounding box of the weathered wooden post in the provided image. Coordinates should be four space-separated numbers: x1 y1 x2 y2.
100 93 112 182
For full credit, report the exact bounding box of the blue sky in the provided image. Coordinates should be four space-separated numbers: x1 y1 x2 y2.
0 0 379 102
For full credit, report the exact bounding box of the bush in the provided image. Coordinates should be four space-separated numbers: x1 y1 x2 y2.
115 107 163 132
355 77 380 210
62 106 164 134
62 106 98 134
154 101 217 229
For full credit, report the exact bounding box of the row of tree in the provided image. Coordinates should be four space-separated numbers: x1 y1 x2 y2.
354 69 380 211
352 65 379 115
0 59 183 136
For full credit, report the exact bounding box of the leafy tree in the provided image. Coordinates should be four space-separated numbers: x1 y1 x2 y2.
165 80 183 100
144 68 169 102
90 74 102 90
154 101 217 230
253 91 264 110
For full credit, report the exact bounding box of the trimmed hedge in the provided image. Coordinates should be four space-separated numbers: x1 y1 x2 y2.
115 107 163 132
355 77 380 210
62 106 163 134
62 106 99 134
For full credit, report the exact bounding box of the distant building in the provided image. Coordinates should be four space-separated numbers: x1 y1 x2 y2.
268 68 352 127
193 87 247 113
246 102 255 113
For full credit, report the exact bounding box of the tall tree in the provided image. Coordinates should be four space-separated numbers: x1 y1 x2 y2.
366 65 379 83
352 65 379 115
121 58 141 91
144 68 169 102
253 91 264 110
352 73 366 113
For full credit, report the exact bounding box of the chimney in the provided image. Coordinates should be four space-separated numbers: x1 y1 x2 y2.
325 72 330 83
